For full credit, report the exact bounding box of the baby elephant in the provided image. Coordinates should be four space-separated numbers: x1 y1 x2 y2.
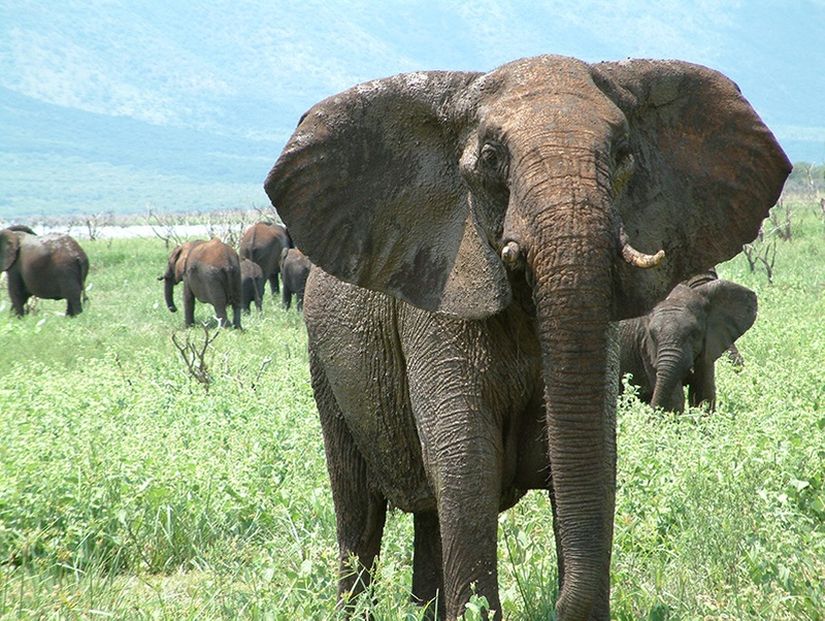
619 278 757 412
240 258 264 312
159 239 243 328
1 226 89 316
279 248 311 310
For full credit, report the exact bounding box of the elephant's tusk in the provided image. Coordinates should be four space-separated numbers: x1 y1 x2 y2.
501 241 521 266
619 228 665 269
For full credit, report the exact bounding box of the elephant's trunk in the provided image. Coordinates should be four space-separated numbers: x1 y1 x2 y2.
164 277 177 312
650 350 687 412
520 156 617 620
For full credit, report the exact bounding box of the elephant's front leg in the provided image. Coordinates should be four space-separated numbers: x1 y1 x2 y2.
183 282 195 326
412 511 444 618
7 272 29 317
688 354 716 411
310 353 388 611
412 396 503 620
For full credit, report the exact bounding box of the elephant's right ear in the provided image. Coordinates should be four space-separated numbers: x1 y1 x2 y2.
1 231 20 271
264 71 512 319
699 280 758 360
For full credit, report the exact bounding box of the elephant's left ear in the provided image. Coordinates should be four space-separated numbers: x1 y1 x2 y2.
699 280 758 360
592 60 791 317
1 231 20 271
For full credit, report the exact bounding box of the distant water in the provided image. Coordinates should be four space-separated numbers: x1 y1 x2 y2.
0 223 240 240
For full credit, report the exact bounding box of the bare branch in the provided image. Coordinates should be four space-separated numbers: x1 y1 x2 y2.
171 323 220 391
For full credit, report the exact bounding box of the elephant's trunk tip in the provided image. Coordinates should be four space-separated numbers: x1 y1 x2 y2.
619 227 665 269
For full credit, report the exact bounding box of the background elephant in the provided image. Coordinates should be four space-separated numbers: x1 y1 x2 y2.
278 247 311 310
1 227 89 316
240 258 263 312
264 56 790 620
159 239 205 312
238 222 291 295
618 278 757 412
160 239 242 328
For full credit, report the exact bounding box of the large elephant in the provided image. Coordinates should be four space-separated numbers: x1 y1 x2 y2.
238 222 291 295
159 239 242 328
240 258 264 312
278 247 311 310
264 56 790 620
1 227 89 316
618 278 757 412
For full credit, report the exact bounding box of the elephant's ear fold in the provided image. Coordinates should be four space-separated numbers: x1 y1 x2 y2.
593 60 792 317
1 231 20 271
699 280 758 360
264 71 511 319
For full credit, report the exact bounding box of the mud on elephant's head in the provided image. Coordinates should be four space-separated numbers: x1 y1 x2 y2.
264 55 790 619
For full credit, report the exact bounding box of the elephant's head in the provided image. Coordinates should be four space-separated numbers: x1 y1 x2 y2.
264 55 789 618
160 241 202 312
279 246 290 271
0 229 22 272
647 280 757 412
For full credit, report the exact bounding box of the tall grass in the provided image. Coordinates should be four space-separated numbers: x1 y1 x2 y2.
1 205 823 619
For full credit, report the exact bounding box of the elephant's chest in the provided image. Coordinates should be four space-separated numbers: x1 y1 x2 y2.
307 272 546 513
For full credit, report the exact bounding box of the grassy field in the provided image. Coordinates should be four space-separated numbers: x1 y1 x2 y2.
1 203 823 620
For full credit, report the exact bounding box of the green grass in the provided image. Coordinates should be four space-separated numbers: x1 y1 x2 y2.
1 204 823 620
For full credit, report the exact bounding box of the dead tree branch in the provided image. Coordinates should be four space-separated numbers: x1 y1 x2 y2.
171 323 220 392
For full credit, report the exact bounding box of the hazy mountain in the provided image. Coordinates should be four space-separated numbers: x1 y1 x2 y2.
1 1 823 219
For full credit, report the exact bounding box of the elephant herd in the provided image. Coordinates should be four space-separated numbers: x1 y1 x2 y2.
158 221 313 328
4 54 792 621
0 221 312 332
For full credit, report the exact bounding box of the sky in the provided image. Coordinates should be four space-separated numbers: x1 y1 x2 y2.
1 0 823 217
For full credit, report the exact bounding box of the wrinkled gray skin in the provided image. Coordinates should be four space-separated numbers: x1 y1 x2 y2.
264 55 790 620
278 247 311 310
0 227 89 316
239 222 291 295
240 258 264 312
619 279 757 412
160 239 242 329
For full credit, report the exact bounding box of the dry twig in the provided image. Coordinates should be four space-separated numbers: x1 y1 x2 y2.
171 323 220 391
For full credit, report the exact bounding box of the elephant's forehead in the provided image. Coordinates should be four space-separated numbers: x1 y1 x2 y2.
482 55 593 96
474 56 624 133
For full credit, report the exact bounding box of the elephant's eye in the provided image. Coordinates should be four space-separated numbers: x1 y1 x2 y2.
478 141 509 183
612 136 632 166
611 137 635 195
480 142 500 167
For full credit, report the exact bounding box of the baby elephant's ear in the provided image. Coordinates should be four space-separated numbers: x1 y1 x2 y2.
264 71 512 320
1 230 21 271
700 280 758 360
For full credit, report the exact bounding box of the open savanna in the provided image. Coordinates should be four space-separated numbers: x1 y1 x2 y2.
1 203 823 620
